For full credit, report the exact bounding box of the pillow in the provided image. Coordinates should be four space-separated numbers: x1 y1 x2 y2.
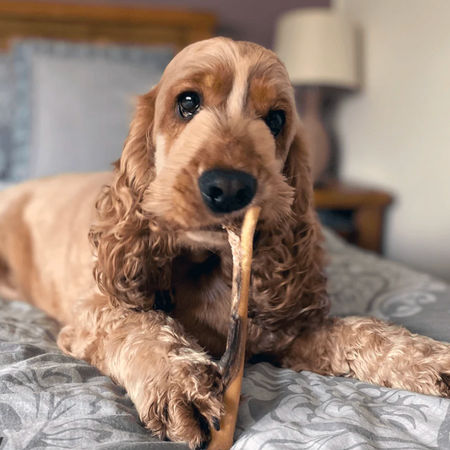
0 53 12 180
10 39 174 181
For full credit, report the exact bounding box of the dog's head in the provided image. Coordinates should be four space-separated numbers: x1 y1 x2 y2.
117 38 311 242
91 38 322 312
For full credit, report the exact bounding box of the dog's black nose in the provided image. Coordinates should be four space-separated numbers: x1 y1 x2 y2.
198 169 257 214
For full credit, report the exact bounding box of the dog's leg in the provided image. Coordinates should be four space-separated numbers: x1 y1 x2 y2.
57 294 223 449
281 316 450 396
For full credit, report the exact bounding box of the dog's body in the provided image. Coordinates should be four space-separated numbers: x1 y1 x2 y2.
1 38 450 448
0 173 108 322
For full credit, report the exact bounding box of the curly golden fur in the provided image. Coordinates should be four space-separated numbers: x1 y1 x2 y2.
0 38 450 449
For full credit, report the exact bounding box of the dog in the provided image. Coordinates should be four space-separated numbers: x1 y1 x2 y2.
0 37 449 449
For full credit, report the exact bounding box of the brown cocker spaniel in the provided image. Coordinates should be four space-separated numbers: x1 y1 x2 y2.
1 38 450 449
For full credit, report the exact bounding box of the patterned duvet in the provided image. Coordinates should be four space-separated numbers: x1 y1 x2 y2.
1 228 450 450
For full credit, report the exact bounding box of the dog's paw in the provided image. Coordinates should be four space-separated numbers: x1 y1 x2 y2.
140 354 224 449
415 341 450 398
391 339 450 398
437 372 450 397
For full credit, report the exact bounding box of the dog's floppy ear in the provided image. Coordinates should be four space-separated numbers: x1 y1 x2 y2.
90 86 175 310
116 87 159 194
251 124 329 336
283 124 315 218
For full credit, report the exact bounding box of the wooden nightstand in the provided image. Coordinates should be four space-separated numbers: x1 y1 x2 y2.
314 182 393 254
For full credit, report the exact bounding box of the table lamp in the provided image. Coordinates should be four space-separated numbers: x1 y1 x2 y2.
274 8 360 184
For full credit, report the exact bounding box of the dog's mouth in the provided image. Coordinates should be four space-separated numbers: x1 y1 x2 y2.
183 228 228 248
203 217 245 234
182 219 244 249
203 223 227 233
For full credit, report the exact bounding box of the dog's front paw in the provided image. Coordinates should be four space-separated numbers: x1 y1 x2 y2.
437 372 450 397
140 352 224 449
431 345 450 397
391 338 450 398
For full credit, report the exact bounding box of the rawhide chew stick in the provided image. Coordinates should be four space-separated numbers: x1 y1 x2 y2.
209 206 261 450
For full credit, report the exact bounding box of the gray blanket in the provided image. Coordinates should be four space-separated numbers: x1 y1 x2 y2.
1 229 450 449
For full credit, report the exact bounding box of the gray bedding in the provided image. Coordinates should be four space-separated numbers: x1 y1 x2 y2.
1 228 450 450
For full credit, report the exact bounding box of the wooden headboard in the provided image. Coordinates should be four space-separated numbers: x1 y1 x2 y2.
0 0 216 50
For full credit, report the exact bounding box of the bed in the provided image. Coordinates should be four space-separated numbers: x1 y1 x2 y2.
1 2 450 449
2 229 450 449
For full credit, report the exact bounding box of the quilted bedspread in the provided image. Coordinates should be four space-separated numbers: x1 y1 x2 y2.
1 228 450 450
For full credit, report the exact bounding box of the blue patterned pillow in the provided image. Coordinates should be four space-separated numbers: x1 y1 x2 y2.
10 39 174 181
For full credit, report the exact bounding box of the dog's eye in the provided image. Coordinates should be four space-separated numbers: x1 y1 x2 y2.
265 110 286 137
178 92 201 119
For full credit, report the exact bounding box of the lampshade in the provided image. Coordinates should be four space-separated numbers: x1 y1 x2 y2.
274 9 359 89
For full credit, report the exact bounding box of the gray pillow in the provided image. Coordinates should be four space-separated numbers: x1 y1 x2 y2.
11 39 174 181
0 53 12 179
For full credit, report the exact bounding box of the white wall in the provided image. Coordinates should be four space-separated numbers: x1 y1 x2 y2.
333 0 450 281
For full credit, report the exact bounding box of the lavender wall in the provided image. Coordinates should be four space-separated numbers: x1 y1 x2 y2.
21 0 330 49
